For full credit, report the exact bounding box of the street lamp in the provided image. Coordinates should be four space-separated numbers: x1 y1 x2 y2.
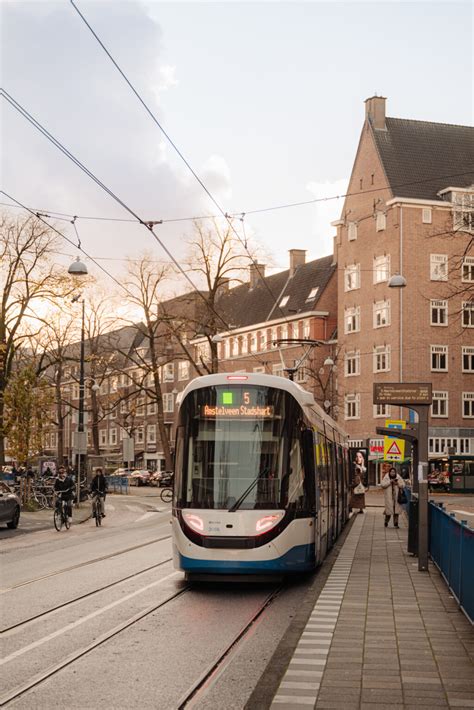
68 257 88 507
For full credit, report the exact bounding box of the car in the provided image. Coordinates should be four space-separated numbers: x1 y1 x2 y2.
153 470 174 488
0 481 21 529
128 470 152 487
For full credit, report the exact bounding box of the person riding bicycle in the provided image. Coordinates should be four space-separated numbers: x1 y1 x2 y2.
54 467 74 522
90 468 108 517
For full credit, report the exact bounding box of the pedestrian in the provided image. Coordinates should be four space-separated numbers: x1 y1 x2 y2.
381 466 406 528
350 450 367 514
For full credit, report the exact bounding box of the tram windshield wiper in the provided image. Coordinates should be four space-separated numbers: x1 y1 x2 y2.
228 467 270 513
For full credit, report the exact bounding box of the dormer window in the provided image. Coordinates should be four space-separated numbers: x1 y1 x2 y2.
305 287 319 302
453 191 474 233
279 295 290 308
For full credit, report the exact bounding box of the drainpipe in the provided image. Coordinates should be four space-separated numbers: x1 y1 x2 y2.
399 206 403 420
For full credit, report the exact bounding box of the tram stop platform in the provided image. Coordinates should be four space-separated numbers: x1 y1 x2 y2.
250 502 474 710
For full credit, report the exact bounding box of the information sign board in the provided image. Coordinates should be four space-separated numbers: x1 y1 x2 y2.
373 383 432 405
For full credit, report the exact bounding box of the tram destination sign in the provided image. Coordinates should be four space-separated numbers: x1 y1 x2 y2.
373 382 432 406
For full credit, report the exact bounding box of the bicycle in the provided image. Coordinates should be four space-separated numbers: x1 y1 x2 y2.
160 487 173 503
91 492 105 526
54 494 71 531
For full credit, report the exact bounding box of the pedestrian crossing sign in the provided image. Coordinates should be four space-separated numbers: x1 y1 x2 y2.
384 419 406 461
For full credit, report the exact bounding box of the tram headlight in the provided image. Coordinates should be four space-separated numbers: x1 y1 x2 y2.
256 514 282 534
183 513 204 533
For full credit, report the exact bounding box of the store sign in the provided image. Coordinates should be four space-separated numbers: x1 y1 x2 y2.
373 383 432 405
369 439 384 458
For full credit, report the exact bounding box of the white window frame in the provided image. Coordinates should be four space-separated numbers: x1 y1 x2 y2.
344 264 360 292
430 254 448 281
373 344 391 373
348 222 358 241
422 208 432 224
344 306 360 334
431 345 448 372
272 364 284 377
462 257 474 283
373 300 390 329
136 426 145 444
147 424 156 444
462 346 474 373
306 287 319 302
295 367 307 383
462 392 474 418
375 212 386 231
250 332 257 352
453 191 474 233
303 320 310 338
373 403 391 418
345 350 360 377
178 361 190 381
462 302 474 328
147 400 157 415
431 391 448 418
163 393 174 414
344 393 360 420
163 363 174 382
109 428 118 445
72 384 80 400
430 299 448 326
99 429 107 447
373 255 390 284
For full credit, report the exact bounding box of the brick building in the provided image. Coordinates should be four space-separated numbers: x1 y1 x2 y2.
333 96 474 479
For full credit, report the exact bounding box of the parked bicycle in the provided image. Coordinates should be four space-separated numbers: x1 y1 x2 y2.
160 486 173 503
91 492 105 526
54 493 71 531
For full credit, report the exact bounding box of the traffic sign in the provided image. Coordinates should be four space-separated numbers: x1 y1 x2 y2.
383 419 406 461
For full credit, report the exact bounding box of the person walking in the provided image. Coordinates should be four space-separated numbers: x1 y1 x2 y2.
381 467 405 528
350 451 367 514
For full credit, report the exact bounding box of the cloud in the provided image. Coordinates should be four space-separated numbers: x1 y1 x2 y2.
200 155 233 202
305 178 349 253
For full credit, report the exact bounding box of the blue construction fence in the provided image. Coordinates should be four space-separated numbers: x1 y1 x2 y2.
429 502 474 624
106 476 130 494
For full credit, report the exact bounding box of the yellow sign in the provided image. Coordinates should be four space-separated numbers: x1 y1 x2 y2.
384 419 406 461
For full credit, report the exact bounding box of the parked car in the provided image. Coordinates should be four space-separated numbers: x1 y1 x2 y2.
0 481 21 529
151 470 174 488
129 470 152 487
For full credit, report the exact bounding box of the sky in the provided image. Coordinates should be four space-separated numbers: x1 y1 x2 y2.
2 0 473 297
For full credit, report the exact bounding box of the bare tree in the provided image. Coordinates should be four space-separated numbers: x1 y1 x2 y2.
0 212 74 465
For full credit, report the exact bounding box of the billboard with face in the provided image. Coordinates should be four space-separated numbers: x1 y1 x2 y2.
349 447 369 487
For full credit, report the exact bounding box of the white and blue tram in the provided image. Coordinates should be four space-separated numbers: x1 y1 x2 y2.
172 373 350 579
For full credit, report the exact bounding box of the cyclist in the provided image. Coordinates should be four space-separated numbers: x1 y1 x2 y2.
90 468 108 518
54 467 75 523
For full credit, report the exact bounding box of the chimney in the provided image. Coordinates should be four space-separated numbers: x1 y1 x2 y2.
289 249 306 277
249 263 265 289
364 95 387 130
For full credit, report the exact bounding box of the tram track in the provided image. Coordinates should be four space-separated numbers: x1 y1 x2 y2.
0 582 189 708
177 583 284 709
1 557 173 634
1 534 172 593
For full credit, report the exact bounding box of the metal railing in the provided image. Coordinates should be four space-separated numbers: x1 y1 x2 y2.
106 476 130 494
429 502 473 624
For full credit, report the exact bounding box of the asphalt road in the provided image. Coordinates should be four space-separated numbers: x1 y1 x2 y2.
0 495 322 710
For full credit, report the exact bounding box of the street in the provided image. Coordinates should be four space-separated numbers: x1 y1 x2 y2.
0 494 321 709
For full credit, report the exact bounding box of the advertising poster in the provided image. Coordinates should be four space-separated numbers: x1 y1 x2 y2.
349 447 369 487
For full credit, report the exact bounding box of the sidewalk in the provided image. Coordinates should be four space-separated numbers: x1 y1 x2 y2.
270 508 474 709
16 501 91 533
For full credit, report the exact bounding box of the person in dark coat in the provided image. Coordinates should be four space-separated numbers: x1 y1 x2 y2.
90 468 108 517
350 450 367 514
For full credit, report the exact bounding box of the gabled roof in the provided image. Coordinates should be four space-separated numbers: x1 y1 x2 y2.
216 255 335 329
372 117 474 201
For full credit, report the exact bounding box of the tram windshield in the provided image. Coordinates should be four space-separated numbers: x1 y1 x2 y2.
175 384 308 511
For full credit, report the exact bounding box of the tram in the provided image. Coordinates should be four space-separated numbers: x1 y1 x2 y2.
171 373 350 579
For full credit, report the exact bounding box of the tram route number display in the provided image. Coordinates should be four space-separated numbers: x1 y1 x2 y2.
201 389 274 418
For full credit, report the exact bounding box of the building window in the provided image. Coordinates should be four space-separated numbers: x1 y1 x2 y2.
295 367 307 383
109 428 118 445
241 335 248 355
303 320 310 338
291 322 299 339
136 395 145 416
373 300 390 328
72 384 80 400
344 306 360 334
147 424 156 444
136 426 144 444
453 191 474 233
432 391 448 418
373 255 390 284
271 328 278 348
178 361 190 381
272 364 284 377
373 404 391 418
250 332 257 352
373 344 391 372
348 222 358 241
345 350 360 376
99 429 107 447
306 287 319 302
462 302 474 327
430 299 448 326
279 295 289 308
163 393 174 413
99 380 108 395
422 208 432 224
120 400 128 414
431 345 448 372
375 212 386 231
462 346 474 372
344 264 360 291
253 366 265 373
110 377 118 393
163 363 174 381
147 400 157 415
344 394 360 420
462 392 474 418
462 257 474 283
430 254 448 281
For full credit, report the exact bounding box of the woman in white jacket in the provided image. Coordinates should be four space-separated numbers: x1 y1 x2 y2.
380 467 405 528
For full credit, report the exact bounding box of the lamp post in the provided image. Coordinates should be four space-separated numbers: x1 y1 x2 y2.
68 257 88 507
